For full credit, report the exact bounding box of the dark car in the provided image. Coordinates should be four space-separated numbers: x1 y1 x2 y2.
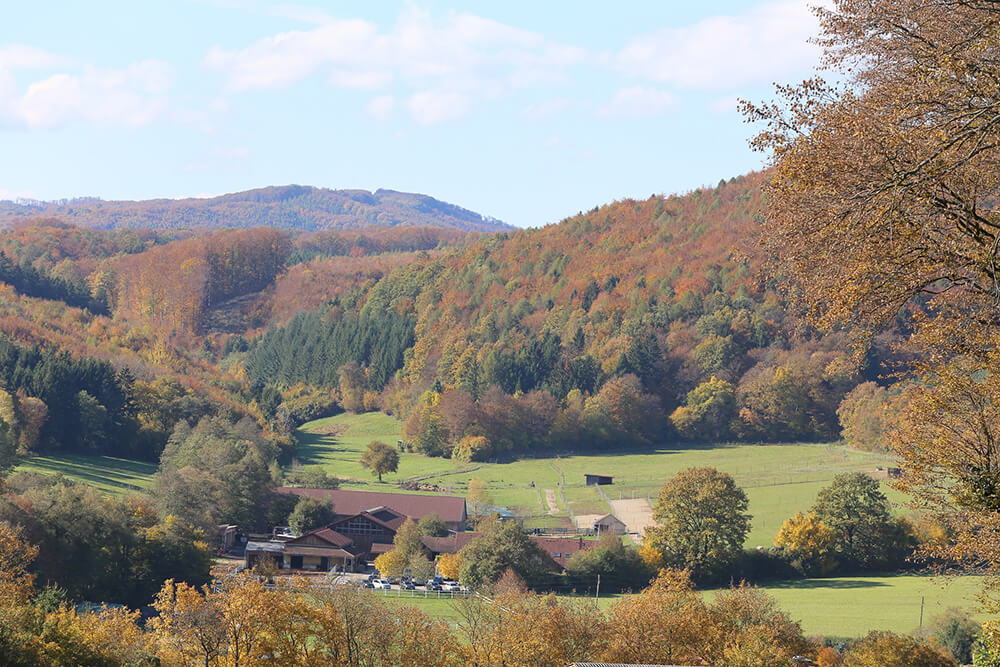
426 582 443 591
360 580 374 588
402 581 416 590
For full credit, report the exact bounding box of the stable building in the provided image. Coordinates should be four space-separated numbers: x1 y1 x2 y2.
593 513 627 536
276 487 468 532
584 473 614 486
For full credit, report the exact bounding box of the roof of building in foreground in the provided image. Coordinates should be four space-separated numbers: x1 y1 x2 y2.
276 487 467 523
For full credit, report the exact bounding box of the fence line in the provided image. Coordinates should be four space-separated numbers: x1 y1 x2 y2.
549 461 575 525
368 588 471 599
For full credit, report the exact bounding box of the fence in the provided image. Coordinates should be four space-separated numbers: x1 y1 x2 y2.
549 461 575 525
367 587 470 600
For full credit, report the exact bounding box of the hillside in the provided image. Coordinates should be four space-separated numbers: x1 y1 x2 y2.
0 170 904 465
0 185 512 233
242 171 904 456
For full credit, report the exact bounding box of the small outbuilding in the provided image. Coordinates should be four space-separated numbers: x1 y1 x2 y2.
584 473 614 486
593 513 627 536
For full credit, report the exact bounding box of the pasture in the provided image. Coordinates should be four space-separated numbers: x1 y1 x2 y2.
373 573 985 639
292 413 899 547
14 454 157 497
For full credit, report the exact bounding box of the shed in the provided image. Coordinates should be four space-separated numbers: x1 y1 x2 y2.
593 514 627 536
584 474 614 486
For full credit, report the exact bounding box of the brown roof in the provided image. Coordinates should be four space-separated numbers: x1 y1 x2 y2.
283 544 358 558
530 536 594 567
421 532 480 555
289 527 354 548
278 488 467 524
594 514 625 525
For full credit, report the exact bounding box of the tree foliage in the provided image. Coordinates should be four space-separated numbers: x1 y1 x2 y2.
744 0 1000 589
360 440 399 482
645 467 751 581
458 519 555 590
287 497 336 535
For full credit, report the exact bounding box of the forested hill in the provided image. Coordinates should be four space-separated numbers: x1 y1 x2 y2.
0 170 902 464
0 185 512 233
244 170 903 457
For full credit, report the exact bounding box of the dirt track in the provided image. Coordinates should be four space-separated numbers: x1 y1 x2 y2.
544 489 559 514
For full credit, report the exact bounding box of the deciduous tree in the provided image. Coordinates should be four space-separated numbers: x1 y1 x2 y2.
645 467 751 580
360 440 399 482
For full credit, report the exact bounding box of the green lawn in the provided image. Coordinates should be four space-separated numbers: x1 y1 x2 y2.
372 573 984 639
14 454 157 497
733 573 986 638
293 413 900 544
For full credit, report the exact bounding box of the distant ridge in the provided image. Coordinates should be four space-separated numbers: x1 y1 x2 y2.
0 185 512 233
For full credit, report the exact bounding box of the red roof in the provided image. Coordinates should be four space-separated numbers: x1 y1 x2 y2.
421 532 480 555
530 536 594 567
278 488 467 524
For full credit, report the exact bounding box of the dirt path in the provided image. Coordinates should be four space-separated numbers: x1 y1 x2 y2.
544 489 559 515
574 513 603 530
609 498 655 536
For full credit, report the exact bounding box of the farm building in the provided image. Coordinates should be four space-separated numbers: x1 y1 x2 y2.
276 487 468 531
593 513 627 536
584 473 614 486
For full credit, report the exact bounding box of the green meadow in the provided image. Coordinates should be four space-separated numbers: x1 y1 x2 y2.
14 454 157 497
292 412 900 547
374 573 984 639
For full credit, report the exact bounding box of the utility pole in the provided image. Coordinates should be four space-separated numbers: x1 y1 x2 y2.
596 574 600 600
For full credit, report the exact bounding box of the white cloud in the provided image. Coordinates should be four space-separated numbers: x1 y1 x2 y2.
10 60 173 129
205 6 587 123
598 86 677 118
617 0 823 89
0 54 173 130
366 94 394 121
205 19 378 91
407 91 469 125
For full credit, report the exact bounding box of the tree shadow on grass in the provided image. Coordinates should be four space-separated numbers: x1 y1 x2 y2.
292 430 348 465
765 577 893 590
21 456 152 491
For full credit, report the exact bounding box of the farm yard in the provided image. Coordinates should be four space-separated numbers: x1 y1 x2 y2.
290 412 901 547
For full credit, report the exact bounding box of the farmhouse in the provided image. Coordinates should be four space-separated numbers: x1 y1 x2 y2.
245 507 408 572
277 487 468 531
529 536 593 568
247 489 469 572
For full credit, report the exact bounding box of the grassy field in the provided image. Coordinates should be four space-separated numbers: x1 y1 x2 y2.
14 454 157 497
746 572 986 638
372 573 984 638
292 413 899 546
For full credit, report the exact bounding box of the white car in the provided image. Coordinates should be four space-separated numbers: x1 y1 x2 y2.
442 582 462 592
372 579 392 589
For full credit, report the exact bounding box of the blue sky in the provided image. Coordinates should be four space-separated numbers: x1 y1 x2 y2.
0 1 825 228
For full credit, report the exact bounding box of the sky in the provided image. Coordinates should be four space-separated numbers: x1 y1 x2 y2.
0 1 826 228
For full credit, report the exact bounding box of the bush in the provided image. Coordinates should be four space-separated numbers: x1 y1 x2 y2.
916 608 979 664
843 631 956 666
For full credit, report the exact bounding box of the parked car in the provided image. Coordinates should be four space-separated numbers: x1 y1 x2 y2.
442 583 462 592
426 582 443 591
401 581 416 590
360 580 374 589
372 579 391 589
